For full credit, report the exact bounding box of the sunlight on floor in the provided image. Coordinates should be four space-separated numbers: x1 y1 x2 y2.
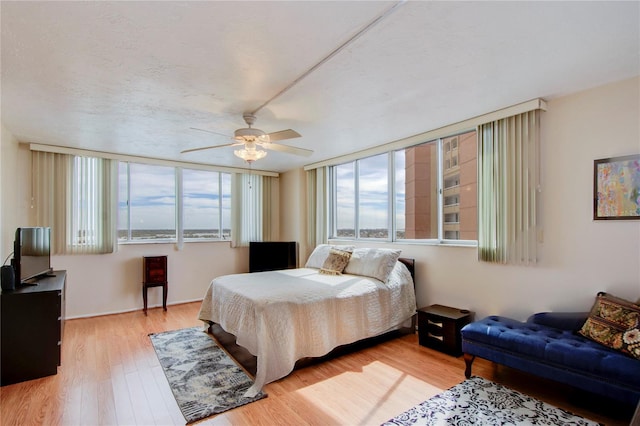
295 360 444 425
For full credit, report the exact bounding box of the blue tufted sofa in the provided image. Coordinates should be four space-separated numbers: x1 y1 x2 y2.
460 312 640 406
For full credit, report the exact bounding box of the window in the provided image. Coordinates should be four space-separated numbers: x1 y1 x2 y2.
117 162 130 240
31 151 117 254
397 140 438 240
335 162 356 238
331 129 477 243
444 213 459 223
68 156 117 252
120 163 176 241
444 195 459 206
183 170 231 239
394 151 407 240
358 154 389 238
71 156 102 247
333 154 390 239
118 162 231 242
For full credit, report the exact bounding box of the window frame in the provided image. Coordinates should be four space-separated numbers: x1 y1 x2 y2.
181 168 231 242
329 130 477 246
118 162 232 244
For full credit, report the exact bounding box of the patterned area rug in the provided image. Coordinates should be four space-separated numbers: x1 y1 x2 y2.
382 376 600 426
149 326 266 424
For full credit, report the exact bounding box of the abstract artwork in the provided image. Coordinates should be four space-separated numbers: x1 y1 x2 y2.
594 154 640 220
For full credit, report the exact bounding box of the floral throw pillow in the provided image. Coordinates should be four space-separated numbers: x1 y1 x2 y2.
319 248 352 275
620 322 640 360
578 292 640 359
305 244 355 269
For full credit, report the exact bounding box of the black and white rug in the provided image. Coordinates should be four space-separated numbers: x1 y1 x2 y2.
149 326 266 424
382 376 600 426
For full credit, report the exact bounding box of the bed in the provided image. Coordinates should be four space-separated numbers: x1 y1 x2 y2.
198 245 417 397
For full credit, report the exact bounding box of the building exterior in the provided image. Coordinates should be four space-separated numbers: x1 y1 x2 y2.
404 130 477 240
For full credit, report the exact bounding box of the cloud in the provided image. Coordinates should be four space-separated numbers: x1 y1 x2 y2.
119 164 232 230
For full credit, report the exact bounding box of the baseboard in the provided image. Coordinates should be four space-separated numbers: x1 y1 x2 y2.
65 298 203 319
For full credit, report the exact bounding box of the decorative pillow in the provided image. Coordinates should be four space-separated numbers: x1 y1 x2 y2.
305 244 355 269
343 248 401 283
305 244 331 269
578 292 640 357
319 248 352 275
620 321 640 360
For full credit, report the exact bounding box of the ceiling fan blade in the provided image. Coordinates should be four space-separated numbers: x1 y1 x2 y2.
266 129 301 142
181 142 242 154
260 142 313 157
189 127 232 138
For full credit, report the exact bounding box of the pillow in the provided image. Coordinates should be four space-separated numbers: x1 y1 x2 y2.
578 292 640 357
620 322 640 360
319 248 352 275
305 244 354 269
343 248 401 283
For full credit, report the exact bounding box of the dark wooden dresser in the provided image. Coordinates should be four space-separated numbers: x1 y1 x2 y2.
1 270 66 385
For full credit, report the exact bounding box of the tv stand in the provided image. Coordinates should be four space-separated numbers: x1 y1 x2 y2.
1 271 66 385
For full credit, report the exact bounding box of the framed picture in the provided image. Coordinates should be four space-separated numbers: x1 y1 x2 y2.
593 154 640 220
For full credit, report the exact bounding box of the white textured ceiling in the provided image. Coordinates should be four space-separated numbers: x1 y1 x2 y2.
2 1 639 173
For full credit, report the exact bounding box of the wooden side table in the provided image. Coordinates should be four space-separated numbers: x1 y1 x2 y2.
417 304 472 356
143 255 167 315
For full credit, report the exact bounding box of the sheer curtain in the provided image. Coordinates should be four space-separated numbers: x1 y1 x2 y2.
477 110 541 264
306 167 328 254
231 173 263 247
31 151 117 254
262 176 278 241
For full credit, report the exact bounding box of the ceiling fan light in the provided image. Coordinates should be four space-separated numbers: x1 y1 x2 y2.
235 127 266 139
234 148 267 163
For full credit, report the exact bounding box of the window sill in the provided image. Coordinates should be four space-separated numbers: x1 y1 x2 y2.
328 238 477 248
118 239 231 245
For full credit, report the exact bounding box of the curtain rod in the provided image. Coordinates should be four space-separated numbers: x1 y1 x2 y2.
28 143 279 177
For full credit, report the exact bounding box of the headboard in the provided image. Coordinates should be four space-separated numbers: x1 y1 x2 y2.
249 241 298 273
398 257 415 283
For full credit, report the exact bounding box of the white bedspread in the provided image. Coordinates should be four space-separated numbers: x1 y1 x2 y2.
198 261 416 397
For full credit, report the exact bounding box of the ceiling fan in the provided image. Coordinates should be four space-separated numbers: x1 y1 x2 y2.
182 113 313 163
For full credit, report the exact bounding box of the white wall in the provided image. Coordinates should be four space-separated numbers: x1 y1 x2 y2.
282 76 640 321
279 167 308 265
52 242 248 318
0 124 21 263
0 127 3 261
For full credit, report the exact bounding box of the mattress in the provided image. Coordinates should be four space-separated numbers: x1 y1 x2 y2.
198 261 416 396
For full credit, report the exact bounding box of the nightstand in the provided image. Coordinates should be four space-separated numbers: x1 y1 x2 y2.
417 304 472 356
143 255 167 315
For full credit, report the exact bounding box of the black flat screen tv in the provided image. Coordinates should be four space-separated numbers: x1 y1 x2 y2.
249 241 297 273
13 227 52 284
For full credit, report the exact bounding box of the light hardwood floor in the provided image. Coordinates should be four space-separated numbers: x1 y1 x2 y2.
0 302 634 425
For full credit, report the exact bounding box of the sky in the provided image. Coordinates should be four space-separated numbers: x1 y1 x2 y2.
115 131 477 237
117 151 408 233
118 163 231 231
335 152 406 231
